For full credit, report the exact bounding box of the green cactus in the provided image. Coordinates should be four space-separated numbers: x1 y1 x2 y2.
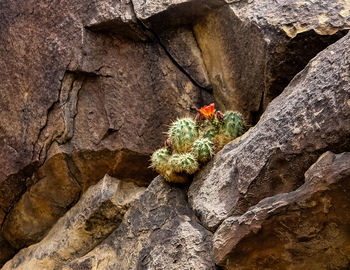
151 105 246 184
214 111 246 150
201 123 218 140
192 138 214 163
222 111 245 139
169 153 199 175
168 118 199 153
150 147 171 175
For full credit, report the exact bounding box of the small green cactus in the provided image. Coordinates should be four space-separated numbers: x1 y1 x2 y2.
214 111 246 150
201 123 218 140
222 111 245 139
151 104 246 184
150 147 171 175
168 118 198 153
192 138 214 163
169 153 199 175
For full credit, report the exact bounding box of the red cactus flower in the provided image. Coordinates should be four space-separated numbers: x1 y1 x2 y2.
199 103 215 119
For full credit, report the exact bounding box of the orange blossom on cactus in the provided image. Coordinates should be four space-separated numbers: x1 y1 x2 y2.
199 103 215 119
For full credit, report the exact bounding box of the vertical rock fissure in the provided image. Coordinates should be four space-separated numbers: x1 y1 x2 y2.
128 1 213 93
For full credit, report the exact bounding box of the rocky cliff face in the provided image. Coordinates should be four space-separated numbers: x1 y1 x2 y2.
0 0 349 269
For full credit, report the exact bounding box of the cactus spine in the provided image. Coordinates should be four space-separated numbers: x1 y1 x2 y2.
150 148 171 175
169 153 199 175
168 118 198 153
192 138 214 163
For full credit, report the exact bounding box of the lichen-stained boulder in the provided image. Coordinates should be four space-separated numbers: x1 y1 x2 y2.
2 175 145 270
194 0 350 121
63 176 216 270
188 32 350 231
213 151 350 270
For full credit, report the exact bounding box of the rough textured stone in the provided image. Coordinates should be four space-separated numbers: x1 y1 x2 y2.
63 176 216 270
2 149 154 251
213 151 350 269
188 32 350 231
2 175 145 270
2 153 81 249
132 0 226 27
194 0 350 121
157 27 211 89
132 0 227 89
0 0 212 258
85 0 147 41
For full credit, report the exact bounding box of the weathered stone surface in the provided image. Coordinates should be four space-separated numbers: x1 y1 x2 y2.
132 0 226 89
0 0 211 259
157 27 211 89
194 0 350 121
132 0 227 27
63 176 216 270
85 0 147 41
213 151 350 269
2 153 81 249
2 175 145 270
188 32 350 231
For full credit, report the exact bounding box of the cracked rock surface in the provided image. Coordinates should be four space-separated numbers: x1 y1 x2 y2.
213 151 350 269
2 175 145 270
63 176 216 270
194 0 350 121
188 31 350 231
1 0 350 269
0 0 213 259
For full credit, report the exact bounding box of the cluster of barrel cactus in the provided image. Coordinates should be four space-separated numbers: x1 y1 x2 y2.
151 103 246 183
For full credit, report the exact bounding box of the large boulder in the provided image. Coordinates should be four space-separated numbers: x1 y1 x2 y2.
0 0 212 258
63 176 216 270
188 31 350 231
213 151 350 269
193 0 350 121
2 175 145 270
